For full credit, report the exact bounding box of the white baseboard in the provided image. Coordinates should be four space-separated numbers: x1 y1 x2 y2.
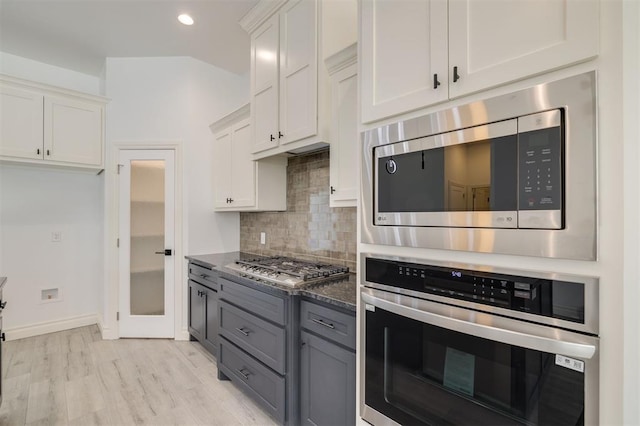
5 314 98 341
176 328 190 341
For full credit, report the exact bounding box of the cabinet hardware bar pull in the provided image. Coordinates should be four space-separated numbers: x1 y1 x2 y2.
237 368 251 380
270 134 275 141
0 301 6 309
433 73 441 89
46 149 50 156
278 131 283 139
311 318 335 329
37 148 41 155
453 66 460 83
330 186 336 194
229 198 233 203
235 327 250 336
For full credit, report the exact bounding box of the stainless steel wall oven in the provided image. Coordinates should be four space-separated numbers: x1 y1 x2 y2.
360 253 599 426
361 71 597 260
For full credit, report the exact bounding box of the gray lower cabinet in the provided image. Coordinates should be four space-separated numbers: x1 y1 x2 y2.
299 300 356 426
188 262 218 356
217 277 289 424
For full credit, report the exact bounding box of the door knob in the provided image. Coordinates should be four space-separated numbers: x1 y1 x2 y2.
155 249 173 256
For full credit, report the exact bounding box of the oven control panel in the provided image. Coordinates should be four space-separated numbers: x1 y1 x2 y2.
365 257 585 324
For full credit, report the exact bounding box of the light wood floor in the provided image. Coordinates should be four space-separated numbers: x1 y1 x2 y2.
0 325 278 425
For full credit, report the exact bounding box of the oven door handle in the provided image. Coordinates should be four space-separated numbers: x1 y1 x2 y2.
362 290 597 360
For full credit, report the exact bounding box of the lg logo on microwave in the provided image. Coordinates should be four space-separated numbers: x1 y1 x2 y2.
377 216 388 221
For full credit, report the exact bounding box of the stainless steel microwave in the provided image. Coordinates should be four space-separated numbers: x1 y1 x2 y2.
361 71 597 260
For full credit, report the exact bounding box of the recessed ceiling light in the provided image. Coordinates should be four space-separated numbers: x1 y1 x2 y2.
178 14 194 26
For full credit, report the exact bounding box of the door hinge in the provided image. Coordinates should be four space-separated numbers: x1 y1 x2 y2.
117 312 119 321
117 238 120 248
117 164 124 174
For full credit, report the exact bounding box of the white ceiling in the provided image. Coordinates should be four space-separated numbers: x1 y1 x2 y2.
0 0 260 76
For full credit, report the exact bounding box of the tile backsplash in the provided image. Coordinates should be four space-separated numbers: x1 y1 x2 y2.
240 150 357 271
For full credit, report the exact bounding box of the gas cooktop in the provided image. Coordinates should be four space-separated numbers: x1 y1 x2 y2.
225 256 349 287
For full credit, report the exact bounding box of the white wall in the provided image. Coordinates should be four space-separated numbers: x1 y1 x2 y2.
0 51 101 95
0 165 103 336
622 1 640 424
0 53 103 338
103 56 248 338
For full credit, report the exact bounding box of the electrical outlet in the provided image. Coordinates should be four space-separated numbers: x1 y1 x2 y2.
51 231 62 242
260 232 266 245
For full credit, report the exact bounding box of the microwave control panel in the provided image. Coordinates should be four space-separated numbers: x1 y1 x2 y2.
518 110 563 212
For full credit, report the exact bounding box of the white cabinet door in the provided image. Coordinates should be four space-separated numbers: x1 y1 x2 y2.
251 15 280 153
212 128 234 209
0 85 44 160
230 120 256 208
448 0 599 98
360 0 448 123
44 95 103 166
279 0 318 144
330 64 358 207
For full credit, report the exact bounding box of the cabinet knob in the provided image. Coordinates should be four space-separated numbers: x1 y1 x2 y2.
453 66 460 83
270 134 275 141
433 73 441 89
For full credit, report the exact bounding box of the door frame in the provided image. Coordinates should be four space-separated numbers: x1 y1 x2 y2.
103 140 185 340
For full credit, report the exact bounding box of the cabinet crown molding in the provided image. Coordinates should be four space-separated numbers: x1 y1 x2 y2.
325 43 357 76
0 73 109 104
209 103 250 134
239 0 288 33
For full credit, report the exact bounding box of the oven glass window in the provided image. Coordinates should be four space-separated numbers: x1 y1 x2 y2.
376 135 518 213
365 307 585 425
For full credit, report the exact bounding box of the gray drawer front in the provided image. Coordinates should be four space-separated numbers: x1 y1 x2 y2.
189 263 217 289
300 300 356 350
219 277 285 325
218 338 285 424
219 300 286 374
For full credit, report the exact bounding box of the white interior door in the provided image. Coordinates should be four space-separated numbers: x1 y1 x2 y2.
118 149 175 338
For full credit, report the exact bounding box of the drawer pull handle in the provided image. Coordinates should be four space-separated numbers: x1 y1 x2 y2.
312 318 335 329
200 274 208 278
237 368 251 380
235 327 250 337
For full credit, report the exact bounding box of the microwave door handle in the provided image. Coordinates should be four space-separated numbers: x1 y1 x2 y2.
362 291 597 360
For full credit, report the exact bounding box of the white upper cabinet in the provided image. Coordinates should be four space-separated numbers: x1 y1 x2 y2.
242 0 357 158
251 14 280 153
211 105 287 212
279 0 318 146
326 44 358 208
360 0 599 123
44 95 103 166
0 84 44 160
448 0 599 98
360 0 448 124
0 75 106 170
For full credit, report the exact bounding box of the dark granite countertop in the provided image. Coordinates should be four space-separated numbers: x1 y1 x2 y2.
0 277 6 289
186 252 357 312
